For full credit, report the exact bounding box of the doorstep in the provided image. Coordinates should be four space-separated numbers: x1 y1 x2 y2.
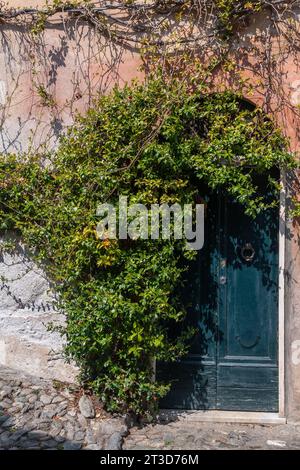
159 410 287 425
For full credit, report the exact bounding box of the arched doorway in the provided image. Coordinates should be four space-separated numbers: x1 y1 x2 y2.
157 99 280 412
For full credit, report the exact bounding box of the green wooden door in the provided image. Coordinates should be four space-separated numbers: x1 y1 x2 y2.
158 180 279 412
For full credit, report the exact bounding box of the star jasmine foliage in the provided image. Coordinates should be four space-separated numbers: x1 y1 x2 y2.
0 75 295 416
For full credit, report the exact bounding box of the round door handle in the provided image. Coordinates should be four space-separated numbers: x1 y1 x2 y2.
240 243 255 262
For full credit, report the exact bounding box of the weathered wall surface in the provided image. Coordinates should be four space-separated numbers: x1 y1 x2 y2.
0 235 77 382
284 209 300 423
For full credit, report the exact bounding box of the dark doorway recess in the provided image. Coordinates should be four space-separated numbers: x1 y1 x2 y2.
158 172 279 412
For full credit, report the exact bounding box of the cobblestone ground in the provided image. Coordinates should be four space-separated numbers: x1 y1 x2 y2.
2 365 300 451
124 417 300 450
0 367 128 450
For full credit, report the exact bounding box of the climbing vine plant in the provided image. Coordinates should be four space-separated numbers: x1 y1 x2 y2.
0 0 300 415
0 1 288 42
0 74 295 415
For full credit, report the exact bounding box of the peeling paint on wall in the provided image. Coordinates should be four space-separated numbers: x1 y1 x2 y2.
0 340 7 364
290 80 300 107
292 340 300 366
0 81 7 106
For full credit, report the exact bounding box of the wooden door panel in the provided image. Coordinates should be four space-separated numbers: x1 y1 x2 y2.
217 365 278 410
158 362 216 410
218 365 278 388
217 386 278 412
157 191 218 410
217 184 279 411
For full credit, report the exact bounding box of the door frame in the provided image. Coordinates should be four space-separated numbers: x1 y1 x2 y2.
157 172 286 421
278 171 286 418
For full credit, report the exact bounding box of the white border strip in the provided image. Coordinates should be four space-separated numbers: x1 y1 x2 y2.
278 171 286 418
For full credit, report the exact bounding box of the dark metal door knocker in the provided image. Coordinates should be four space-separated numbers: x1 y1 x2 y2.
240 242 255 262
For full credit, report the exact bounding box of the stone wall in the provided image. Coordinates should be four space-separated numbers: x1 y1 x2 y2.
0 236 76 382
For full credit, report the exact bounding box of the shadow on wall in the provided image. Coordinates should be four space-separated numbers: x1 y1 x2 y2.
1 7 300 153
